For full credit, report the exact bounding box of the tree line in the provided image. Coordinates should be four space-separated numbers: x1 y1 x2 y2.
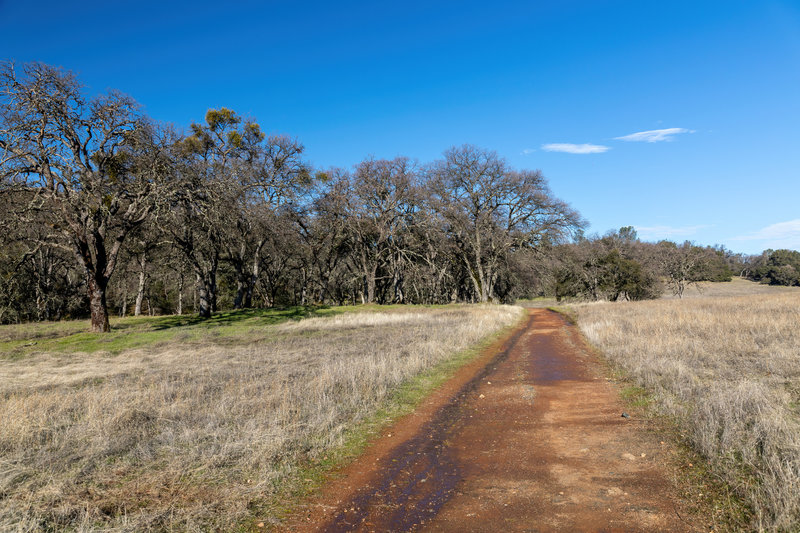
544 228 743 301
744 249 800 287
0 62 793 331
0 62 585 330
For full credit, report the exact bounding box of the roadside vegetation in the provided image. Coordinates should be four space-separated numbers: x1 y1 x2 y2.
572 279 800 531
0 304 523 531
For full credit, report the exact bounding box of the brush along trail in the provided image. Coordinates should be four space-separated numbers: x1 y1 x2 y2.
285 309 694 532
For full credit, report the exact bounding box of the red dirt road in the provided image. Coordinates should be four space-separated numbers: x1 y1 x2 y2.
286 309 695 532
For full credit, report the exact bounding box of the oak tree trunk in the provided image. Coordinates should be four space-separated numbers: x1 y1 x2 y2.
176 272 184 315
134 252 147 316
233 276 246 309
88 276 110 332
363 263 377 304
196 272 216 319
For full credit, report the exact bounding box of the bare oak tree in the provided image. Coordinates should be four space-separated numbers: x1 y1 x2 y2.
656 240 709 298
170 108 311 316
330 157 417 303
0 62 170 331
226 133 310 309
428 145 584 302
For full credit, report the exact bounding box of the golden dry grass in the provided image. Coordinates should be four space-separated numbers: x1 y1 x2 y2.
0 304 523 531
573 281 800 531
661 276 800 300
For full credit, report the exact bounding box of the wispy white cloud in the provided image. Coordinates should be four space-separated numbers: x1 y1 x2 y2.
541 143 609 154
731 219 800 250
615 128 694 143
634 224 709 240
521 148 535 155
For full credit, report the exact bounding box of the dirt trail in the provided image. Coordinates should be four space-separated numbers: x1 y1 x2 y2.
286 309 694 532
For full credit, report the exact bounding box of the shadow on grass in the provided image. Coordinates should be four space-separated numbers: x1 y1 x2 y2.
1 305 343 358
138 305 336 331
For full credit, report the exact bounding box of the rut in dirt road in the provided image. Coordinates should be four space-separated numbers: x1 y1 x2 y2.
288 309 693 532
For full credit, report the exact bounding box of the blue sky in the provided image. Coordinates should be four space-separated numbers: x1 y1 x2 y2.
2 0 799 254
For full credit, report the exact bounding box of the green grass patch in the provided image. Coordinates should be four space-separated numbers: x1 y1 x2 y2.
0 303 471 359
620 385 653 408
665 425 754 530
0 306 351 358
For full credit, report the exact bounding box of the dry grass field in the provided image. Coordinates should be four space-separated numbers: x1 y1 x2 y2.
573 279 800 531
0 304 523 531
661 276 800 299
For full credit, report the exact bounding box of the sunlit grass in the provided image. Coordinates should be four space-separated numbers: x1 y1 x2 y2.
0 306 354 357
0 304 523 531
572 282 800 531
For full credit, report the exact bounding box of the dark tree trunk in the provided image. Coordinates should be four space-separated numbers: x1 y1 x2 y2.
233 276 246 309
300 267 308 306
75 233 115 333
209 269 218 312
193 253 218 318
231 252 248 309
196 273 212 318
88 276 110 332
244 271 256 308
243 243 262 309
363 263 377 304
394 274 404 303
